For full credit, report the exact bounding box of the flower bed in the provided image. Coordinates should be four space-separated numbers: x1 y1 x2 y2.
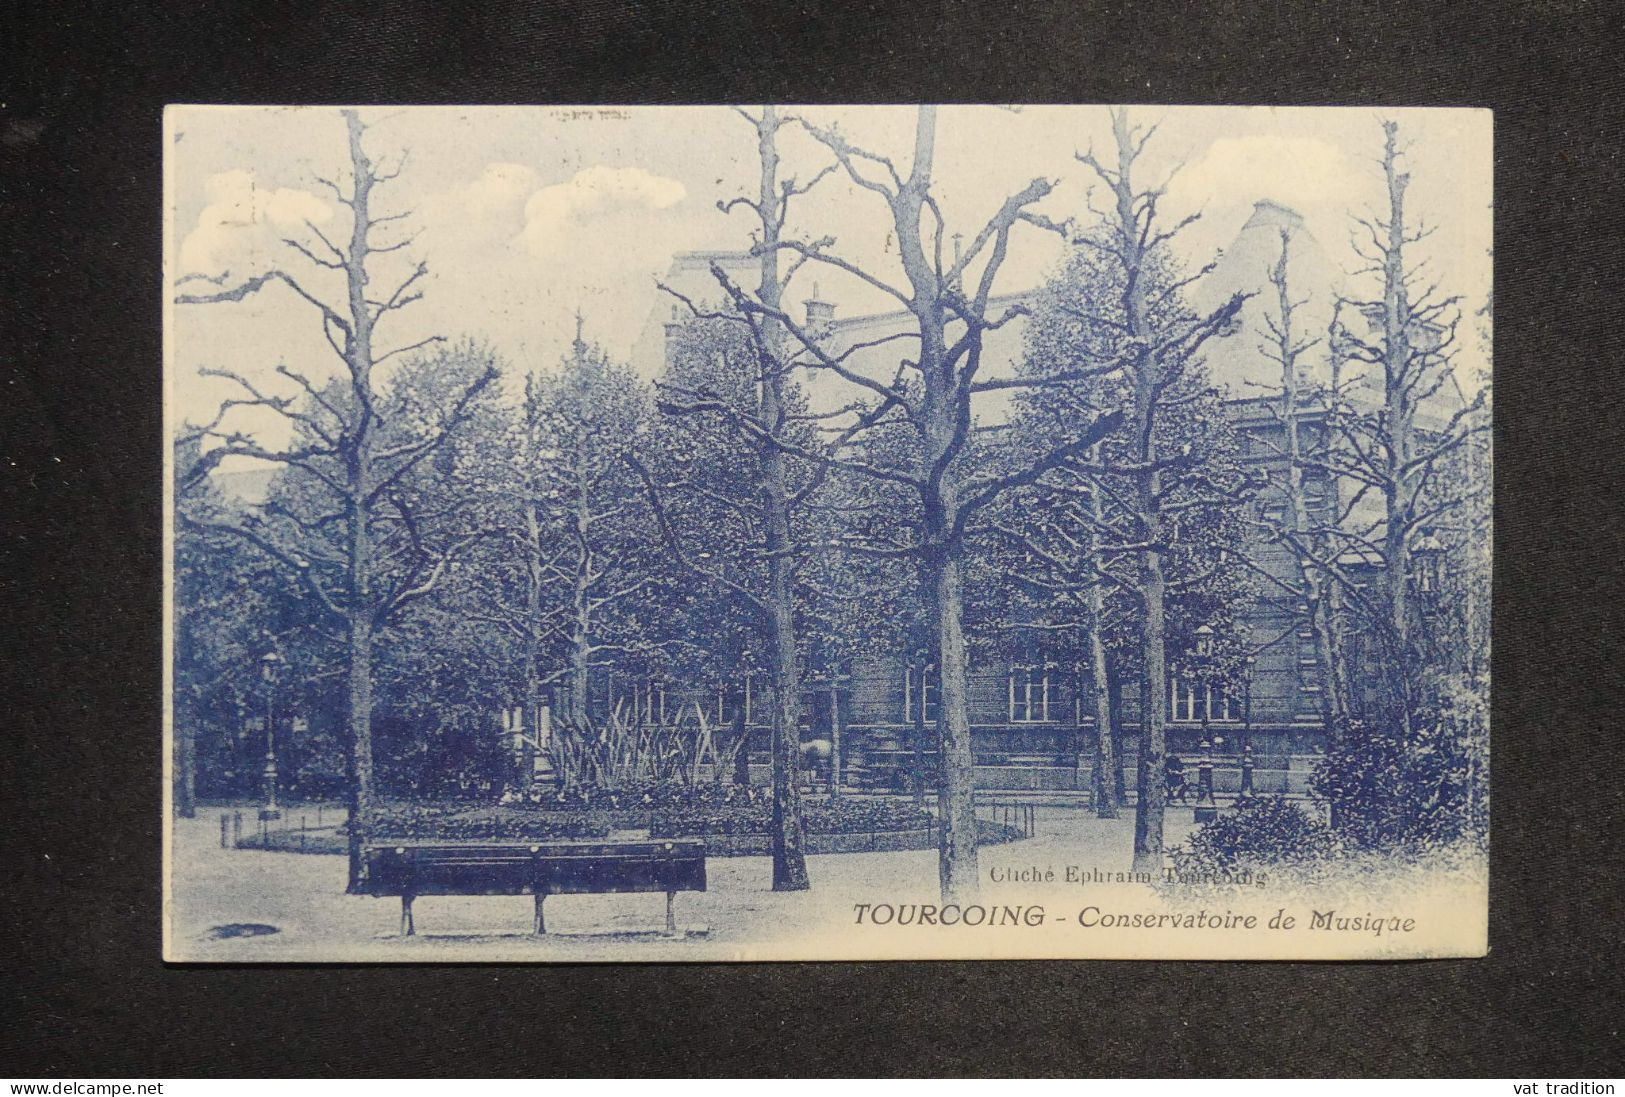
512 779 769 812
236 789 1029 855
693 817 1025 856
649 796 934 838
344 802 610 841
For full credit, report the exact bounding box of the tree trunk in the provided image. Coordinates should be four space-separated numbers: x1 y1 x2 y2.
569 629 591 728
731 685 750 785
1109 662 1128 804
522 499 544 791
345 612 375 893
567 458 595 728
342 109 380 895
1086 457 1118 818
1131 539 1169 875
829 683 843 801
1107 109 1170 876
1071 665 1088 793
930 545 979 904
1090 640 1118 819
768 599 809 890
1379 122 1419 734
755 105 810 891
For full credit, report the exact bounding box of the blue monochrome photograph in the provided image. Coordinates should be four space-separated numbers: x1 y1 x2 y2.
164 104 1491 961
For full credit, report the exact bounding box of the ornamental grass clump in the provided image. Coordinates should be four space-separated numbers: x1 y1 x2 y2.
546 702 743 791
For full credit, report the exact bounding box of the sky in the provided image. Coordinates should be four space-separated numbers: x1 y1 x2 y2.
165 104 1492 450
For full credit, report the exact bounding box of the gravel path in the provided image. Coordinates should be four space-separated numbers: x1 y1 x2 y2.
166 804 1196 961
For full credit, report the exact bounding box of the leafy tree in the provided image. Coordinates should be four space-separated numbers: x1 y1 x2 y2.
641 313 777 788
172 436 304 811
174 110 498 889
517 330 665 728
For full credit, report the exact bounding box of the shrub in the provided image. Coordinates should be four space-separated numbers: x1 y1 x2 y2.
1170 796 1336 880
806 799 934 834
1311 677 1489 851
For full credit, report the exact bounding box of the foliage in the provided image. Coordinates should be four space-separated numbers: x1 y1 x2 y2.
363 803 609 841
547 702 737 790
650 796 935 838
517 777 769 811
1311 676 1489 850
1171 796 1338 879
991 227 1258 681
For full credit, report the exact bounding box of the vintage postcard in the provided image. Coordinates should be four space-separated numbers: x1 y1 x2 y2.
164 104 1490 962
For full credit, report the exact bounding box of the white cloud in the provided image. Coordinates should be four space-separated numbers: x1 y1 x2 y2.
1173 134 1362 222
399 162 704 380
456 162 541 235
464 162 541 214
178 170 334 276
518 165 687 256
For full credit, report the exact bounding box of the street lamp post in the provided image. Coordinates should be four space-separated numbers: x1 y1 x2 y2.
1412 528 1445 595
1192 625 1219 823
1240 655 1256 797
260 650 284 821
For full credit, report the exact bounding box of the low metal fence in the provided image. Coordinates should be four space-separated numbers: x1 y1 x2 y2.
221 805 346 852
974 801 1037 839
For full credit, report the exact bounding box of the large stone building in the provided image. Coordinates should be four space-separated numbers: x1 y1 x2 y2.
631 200 1477 795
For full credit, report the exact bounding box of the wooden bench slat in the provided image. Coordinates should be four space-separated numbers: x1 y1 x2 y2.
362 840 708 937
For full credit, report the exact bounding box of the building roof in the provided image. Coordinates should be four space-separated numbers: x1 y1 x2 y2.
646 200 1469 426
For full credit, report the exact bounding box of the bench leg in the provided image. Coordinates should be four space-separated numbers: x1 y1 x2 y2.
400 895 415 937
665 890 677 936
533 892 547 936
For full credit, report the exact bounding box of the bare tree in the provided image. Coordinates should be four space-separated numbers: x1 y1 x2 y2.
1071 109 1251 874
996 228 1254 826
713 106 1124 902
1250 228 1355 727
174 110 497 889
1287 121 1490 729
638 106 867 890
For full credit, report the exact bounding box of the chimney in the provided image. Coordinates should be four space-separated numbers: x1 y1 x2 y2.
663 305 684 363
804 282 835 333
1244 199 1306 233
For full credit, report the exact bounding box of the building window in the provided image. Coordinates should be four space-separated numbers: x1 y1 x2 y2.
1009 666 1051 723
904 664 939 724
1170 675 1234 722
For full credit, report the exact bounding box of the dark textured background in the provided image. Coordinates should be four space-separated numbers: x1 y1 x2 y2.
5 0 1623 1078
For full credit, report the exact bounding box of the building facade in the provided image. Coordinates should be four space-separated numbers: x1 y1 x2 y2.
583 198 1480 794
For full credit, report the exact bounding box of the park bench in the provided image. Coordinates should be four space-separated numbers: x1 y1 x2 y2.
363 839 706 937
